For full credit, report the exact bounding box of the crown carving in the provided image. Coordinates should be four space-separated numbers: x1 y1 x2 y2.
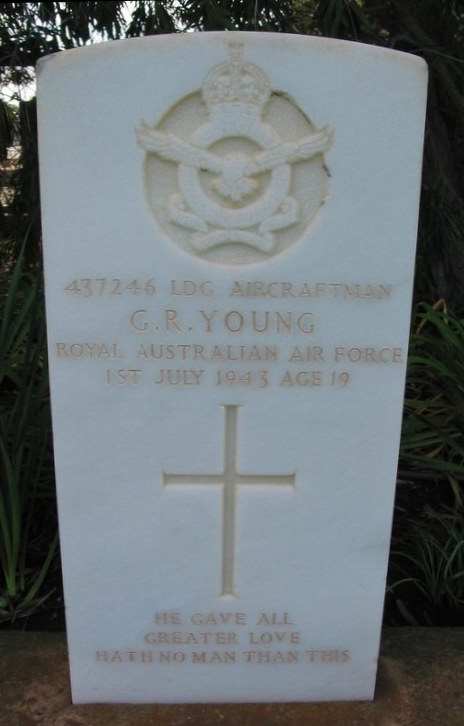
202 43 270 110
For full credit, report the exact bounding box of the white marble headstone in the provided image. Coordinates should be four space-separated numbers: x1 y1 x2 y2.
37 33 427 704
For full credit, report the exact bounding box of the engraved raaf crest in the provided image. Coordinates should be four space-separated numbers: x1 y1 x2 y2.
137 43 334 264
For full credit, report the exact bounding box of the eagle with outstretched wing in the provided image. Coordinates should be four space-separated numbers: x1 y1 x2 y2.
136 124 333 203
136 125 222 173
245 127 334 176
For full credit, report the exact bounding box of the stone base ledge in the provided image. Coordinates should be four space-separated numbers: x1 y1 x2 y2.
1 628 463 725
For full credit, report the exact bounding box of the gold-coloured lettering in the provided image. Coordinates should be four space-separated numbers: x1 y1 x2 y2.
281 282 293 297
165 309 183 332
268 282 280 297
159 651 186 663
193 345 206 360
144 631 239 645
153 369 204 386
138 344 278 363
225 311 245 332
275 312 292 334
130 309 148 332
230 282 244 297
334 346 403 364
256 612 293 626
242 650 299 664
190 612 246 626
199 309 217 333
97 650 159 664
306 649 351 663
171 280 214 297
227 281 392 300
329 283 343 298
251 310 269 333
70 343 83 357
248 631 300 645
155 612 181 625
379 284 392 299
280 371 322 387
288 346 324 363
106 368 141 385
300 283 312 297
192 651 236 664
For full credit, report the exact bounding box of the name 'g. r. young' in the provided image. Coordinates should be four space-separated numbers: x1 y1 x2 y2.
129 308 316 335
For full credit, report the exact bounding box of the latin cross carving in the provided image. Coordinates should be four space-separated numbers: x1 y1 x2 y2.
163 405 296 597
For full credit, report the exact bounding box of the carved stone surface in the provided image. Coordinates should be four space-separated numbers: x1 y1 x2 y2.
37 33 427 704
137 43 332 264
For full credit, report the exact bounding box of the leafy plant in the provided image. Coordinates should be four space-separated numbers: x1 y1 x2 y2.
388 507 464 625
0 247 57 623
387 302 464 625
400 302 464 506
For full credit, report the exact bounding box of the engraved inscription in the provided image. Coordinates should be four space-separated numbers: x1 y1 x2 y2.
54 276 404 393
95 610 352 668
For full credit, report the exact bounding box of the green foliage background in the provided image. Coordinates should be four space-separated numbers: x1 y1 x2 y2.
0 1 463 626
